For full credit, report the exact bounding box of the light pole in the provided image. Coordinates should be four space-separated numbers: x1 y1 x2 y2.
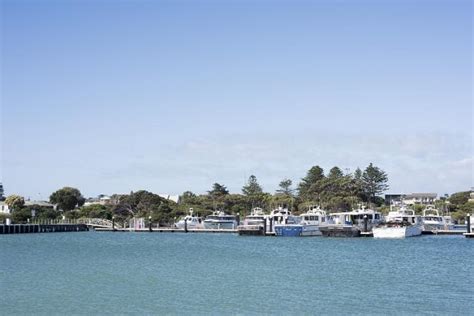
149 215 152 232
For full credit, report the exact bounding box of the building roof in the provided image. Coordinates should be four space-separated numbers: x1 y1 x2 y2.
24 200 54 207
405 193 437 198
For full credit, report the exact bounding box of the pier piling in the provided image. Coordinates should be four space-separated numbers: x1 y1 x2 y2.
467 214 471 233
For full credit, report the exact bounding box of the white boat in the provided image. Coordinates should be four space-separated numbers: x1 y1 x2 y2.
174 208 204 229
237 208 267 236
422 205 454 232
373 206 423 238
203 211 238 230
321 206 383 237
267 206 292 233
274 206 328 237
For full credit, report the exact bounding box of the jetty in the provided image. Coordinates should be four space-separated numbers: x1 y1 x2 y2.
0 223 89 234
95 227 238 233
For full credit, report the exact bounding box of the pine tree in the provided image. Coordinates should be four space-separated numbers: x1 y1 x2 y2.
362 163 389 204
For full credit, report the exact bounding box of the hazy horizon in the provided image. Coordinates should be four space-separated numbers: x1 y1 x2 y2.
1 0 472 199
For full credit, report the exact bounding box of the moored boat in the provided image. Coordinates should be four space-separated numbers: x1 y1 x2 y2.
174 208 204 230
373 206 422 238
266 206 291 234
320 206 382 237
238 207 267 236
274 205 328 237
422 205 454 232
203 211 238 230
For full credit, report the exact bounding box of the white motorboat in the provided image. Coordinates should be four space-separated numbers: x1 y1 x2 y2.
422 205 454 232
274 205 328 237
203 211 238 230
321 205 383 237
267 206 292 233
373 206 423 238
174 208 204 229
237 207 267 236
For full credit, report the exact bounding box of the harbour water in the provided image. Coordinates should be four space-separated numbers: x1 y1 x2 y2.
1 232 473 315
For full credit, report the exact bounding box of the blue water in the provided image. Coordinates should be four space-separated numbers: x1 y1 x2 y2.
1 232 473 315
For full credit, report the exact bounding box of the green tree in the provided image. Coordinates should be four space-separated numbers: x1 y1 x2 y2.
361 163 389 205
328 166 344 179
276 179 294 196
242 175 263 196
180 191 198 204
50 187 85 211
242 175 266 209
448 191 470 206
298 165 325 201
208 183 229 198
207 183 229 211
5 194 25 211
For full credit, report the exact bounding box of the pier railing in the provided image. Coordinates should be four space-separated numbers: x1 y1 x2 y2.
29 218 119 229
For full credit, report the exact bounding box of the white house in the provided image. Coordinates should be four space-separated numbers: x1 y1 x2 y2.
0 202 10 214
403 193 438 205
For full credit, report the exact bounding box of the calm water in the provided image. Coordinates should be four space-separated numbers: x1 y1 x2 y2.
1 232 473 315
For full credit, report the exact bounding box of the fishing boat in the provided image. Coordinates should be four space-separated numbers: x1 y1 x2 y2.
320 206 383 237
237 207 267 236
422 205 454 232
203 211 238 230
373 206 422 238
274 206 328 237
174 208 204 229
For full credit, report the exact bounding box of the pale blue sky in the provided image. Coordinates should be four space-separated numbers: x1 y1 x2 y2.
1 0 472 199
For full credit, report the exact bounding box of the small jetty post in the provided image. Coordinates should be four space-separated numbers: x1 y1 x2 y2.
269 217 273 234
263 218 267 235
236 213 240 226
467 214 471 233
112 216 116 232
363 215 368 233
184 218 188 233
149 216 152 232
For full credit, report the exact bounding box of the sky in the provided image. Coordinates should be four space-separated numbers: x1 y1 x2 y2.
1 0 472 199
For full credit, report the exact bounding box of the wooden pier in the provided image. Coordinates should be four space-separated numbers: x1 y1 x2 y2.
0 224 89 234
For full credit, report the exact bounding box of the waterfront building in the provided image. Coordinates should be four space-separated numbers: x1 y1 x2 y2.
84 194 112 206
384 194 405 205
403 193 438 205
386 193 438 205
24 200 55 208
0 202 10 214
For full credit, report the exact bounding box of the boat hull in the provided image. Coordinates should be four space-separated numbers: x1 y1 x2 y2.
275 224 323 237
175 222 203 230
319 226 361 237
373 225 422 238
275 225 302 237
203 221 237 230
422 223 455 232
238 225 265 236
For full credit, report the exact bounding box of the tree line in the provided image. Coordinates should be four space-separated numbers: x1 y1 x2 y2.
2 163 394 225
6 163 471 225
